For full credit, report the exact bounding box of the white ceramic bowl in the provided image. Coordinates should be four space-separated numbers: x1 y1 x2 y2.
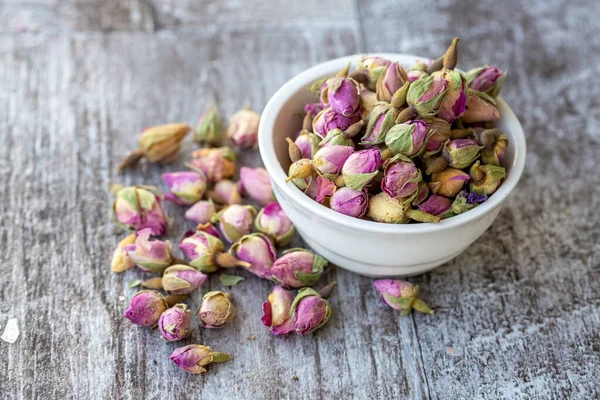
258 54 526 277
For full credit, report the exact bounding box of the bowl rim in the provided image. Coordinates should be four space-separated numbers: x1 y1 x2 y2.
258 53 526 234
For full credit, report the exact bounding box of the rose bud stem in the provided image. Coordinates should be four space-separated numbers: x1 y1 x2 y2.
285 162 314 182
302 111 313 132
165 294 188 308
286 137 303 163
318 281 337 299
380 148 394 161
215 252 251 269
349 69 370 85
405 209 441 223
426 56 444 74
117 148 144 172
449 128 473 139
395 106 418 124
390 81 410 109
425 156 449 175
443 37 460 70
479 128 502 147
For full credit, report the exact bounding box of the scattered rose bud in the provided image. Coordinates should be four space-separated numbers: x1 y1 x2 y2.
125 228 172 274
158 304 193 341
442 139 484 169
373 279 433 315
360 104 399 146
189 147 236 183
313 107 359 138
162 171 207 206
322 77 360 116
461 93 500 123
170 345 231 374
227 107 260 148
123 290 168 327
384 120 430 158
272 248 328 289
313 145 354 177
381 157 421 199
291 285 335 335
469 161 506 195
330 187 369 218
112 185 168 236
162 265 208 295
179 231 248 273
418 195 452 217
406 74 448 117
229 233 276 279
430 168 471 197
261 286 295 335
209 180 242 205
431 69 467 123
198 291 235 329
341 149 382 190
111 233 136 273
466 65 505 97
194 105 224 145
185 199 217 224
239 167 274 205
254 202 295 246
213 204 256 243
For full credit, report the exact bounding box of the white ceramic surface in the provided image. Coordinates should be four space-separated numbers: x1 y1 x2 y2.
258 54 526 277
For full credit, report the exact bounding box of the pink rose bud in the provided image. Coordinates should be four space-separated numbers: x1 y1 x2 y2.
406 61 427 82
196 222 221 238
162 171 207 206
431 70 467 123
384 120 430 158
406 74 449 117
254 202 295 246
461 94 500 123
324 77 360 116
361 56 392 90
312 176 337 203
341 149 382 190
179 231 246 273
423 118 451 156
112 185 168 236
469 161 506 196
123 290 168 327
313 107 359 138
430 168 471 197
213 204 256 243
271 248 328 289
295 130 321 159
261 286 295 335
330 187 369 218
239 167 274 205
360 104 399 146
185 200 217 224
373 279 433 315
229 233 276 279
193 105 224 145
418 195 452 216
198 291 235 329
376 62 409 102
170 345 231 374
189 147 236 183
466 65 505 97
313 145 354 176
209 180 242 205
291 287 333 335
162 265 208 295
442 139 484 169
125 228 172 274
381 157 422 199
158 304 193 341
226 107 260 148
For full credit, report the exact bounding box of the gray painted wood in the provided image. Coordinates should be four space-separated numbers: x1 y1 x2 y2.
0 0 598 399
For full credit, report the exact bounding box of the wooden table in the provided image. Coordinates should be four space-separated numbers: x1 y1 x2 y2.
1 0 599 398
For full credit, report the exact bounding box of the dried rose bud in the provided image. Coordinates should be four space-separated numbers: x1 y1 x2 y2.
322 77 360 116
330 187 369 218
469 161 506 196
189 147 236 183
413 181 430 205
418 195 452 217
213 204 256 243
381 157 422 199
431 70 467 123
442 139 484 169
179 231 247 273
162 265 207 295
123 290 168 327
406 74 448 117
185 200 217 224
197 222 221 238
319 129 355 148
373 279 433 315
229 233 276 279
480 131 508 166
111 233 136 273
359 88 378 117
430 168 471 198
158 304 193 341
291 287 333 335
125 228 172 274
239 167 274 206
112 185 168 236
376 62 409 102
406 61 427 82
313 107 359 138
461 94 500 123
254 202 295 246
312 176 337 204
170 345 231 374
287 159 315 191
194 105 224 145
466 65 505 97
209 180 242 205
272 248 328 289
118 123 189 171
360 104 399 146
341 149 382 191
162 171 207 206
261 286 295 335
384 120 430 158
361 56 392 90
422 117 451 157
198 291 235 329
367 192 439 224
294 130 321 159
227 107 260 148
313 145 354 177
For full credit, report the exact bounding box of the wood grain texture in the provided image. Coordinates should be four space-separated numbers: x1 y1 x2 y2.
0 0 599 399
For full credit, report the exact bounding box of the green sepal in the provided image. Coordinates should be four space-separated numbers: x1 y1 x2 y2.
219 274 245 287
190 254 218 273
343 171 378 191
383 293 414 310
470 89 496 105
211 352 232 363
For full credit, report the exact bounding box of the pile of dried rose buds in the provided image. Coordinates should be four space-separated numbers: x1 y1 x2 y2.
286 37 509 223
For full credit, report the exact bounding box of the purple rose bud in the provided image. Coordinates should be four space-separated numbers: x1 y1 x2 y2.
376 62 409 102
461 94 500 123
229 233 276 279
125 228 172 274
162 171 207 206
431 70 467 123
324 77 360 116
313 107 359 137
239 167 274 206
466 65 505 97
209 180 242 205
189 147 236 182
469 161 506 196
214 204 256 243
430 168 471 197
185 200 217 224
179 231 227 273
198 291 235 329
123 290 168 327
313 145 354 176
261 286 295 335
193 105 223 145
330 187 369 218
170 345 231 374
271 248 328 289
111 233 136 273
162 265 207 295
406 74 448 117
254 202 295 246
360 104 399 146
313 176 337 204
158 304 193 341
384 120 430 158
112 185 167 236
226 107 260 148
381 158 422 199
291 288 332 335
295 130 321 159
373 279 433 315
341 149 382 190
418 195 452 216
442 139 484 169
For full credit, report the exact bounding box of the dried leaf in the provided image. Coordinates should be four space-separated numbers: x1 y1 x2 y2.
141 277 163 290
219 275 245 287
128 279 143 288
